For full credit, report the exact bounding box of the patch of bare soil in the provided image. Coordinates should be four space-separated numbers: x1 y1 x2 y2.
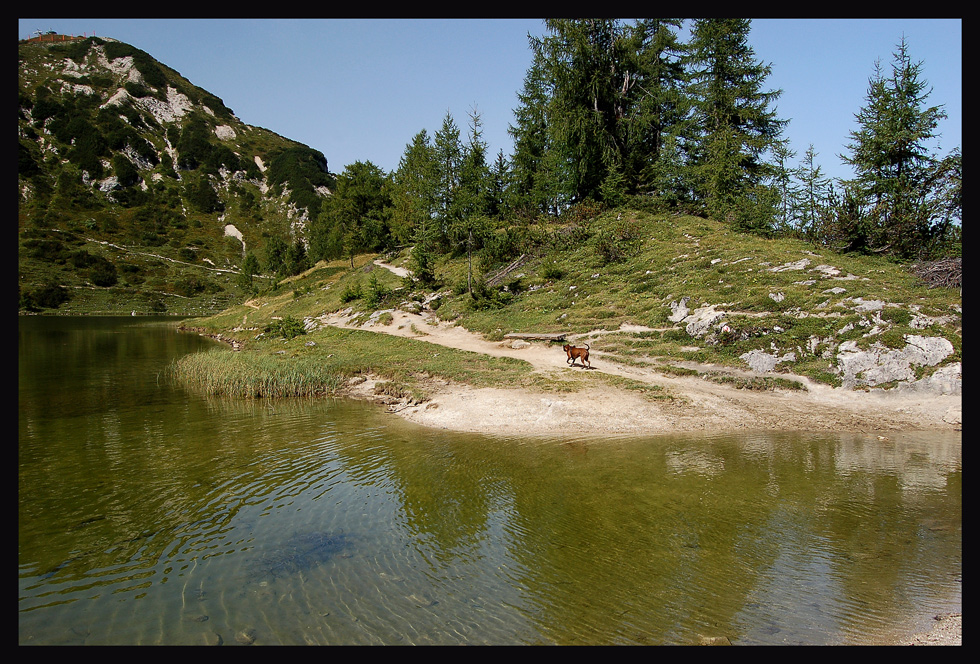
316 308 962 438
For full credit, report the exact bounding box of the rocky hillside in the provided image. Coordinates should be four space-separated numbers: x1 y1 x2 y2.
18 35 334 315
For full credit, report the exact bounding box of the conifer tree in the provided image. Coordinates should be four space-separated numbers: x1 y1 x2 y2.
839 37 949 258
433 111 463 239
510 19 689 209
390 129 439 247
794 145 832 239
264 234 288 276
626 18 691 204
309 160 391 266
769 140 798 233
454 109 493 295
486 149 509 220
238 252 260 294
508 35 560 216
686 18 785 231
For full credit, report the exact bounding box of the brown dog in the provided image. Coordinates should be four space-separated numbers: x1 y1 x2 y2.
563 343 591 369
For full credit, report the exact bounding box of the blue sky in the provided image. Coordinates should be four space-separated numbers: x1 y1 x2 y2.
19 18 961 185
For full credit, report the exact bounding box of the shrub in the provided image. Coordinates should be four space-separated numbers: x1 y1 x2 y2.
365 273 392 308
593 219 641 264
265 146 334 218
173 275 207 297
340 282 362 303
265 315 306 340
184 175 224 214
21 282 71 311
89 258 118 287
112 154 140 188
540 259 564 280
880 307 913 326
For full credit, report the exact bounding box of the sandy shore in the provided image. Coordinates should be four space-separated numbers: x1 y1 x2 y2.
904 613 962 646
326 308 962 438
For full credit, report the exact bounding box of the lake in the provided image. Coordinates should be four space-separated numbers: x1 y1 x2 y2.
18 316 961 645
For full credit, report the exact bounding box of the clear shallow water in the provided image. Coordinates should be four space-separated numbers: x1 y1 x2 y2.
19 317 961 645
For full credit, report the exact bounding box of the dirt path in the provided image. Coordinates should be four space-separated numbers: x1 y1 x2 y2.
314 307 962 438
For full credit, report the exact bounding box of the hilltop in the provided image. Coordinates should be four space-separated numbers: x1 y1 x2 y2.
176 208 961 435
18 36 333 315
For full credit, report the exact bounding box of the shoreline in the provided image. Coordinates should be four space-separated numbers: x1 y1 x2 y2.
324 308 962 438
356 376 963 438
340 361 962 440
903 613 962 646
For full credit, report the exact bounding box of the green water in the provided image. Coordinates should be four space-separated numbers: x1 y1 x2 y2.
18 316 961 645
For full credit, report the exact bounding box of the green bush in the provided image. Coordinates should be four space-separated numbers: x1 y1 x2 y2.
540 259 565 280
266 146 334 218
89 257 118 287
22 237 71 262
593 218 642 264
175 116 213 170
265 315 307 340
20 282 71 311
173 275 207 297
880 307 913 326
340 282 362 303
365 273 391 308
184 175 224 214
112 154 140 187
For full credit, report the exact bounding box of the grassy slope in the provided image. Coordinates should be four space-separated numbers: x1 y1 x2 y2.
18 39 316 316
176 210 962 399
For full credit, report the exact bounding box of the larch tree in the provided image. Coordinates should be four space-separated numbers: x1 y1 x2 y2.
390 130 438 243
390 129 440 284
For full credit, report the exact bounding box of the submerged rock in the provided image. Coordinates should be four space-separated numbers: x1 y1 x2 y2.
248 531 353 581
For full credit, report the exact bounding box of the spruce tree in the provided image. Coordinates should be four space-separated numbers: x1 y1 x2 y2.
264 235 288 276
433 112 463 239
840 37 948 258
238 252 260 294
626 18 691 204
508 34 559 216
794 145 832 239
686 18 785 231
309 160 391 265
455 109 492 295
509 19 692 210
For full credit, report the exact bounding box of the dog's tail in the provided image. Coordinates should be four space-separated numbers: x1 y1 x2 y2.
584 343 590 350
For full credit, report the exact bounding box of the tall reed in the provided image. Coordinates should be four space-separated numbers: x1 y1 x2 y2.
174 349 348 398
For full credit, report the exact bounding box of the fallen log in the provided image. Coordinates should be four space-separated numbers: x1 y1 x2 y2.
503 332 567 342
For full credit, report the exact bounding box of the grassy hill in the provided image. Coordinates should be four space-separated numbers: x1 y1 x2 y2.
176 209 962 398
18 35 333 315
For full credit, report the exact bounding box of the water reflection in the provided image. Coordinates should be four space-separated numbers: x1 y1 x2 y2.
19 317 960 645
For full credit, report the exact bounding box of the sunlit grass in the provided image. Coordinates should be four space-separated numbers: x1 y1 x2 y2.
181 209 961 391
174 324 536 400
